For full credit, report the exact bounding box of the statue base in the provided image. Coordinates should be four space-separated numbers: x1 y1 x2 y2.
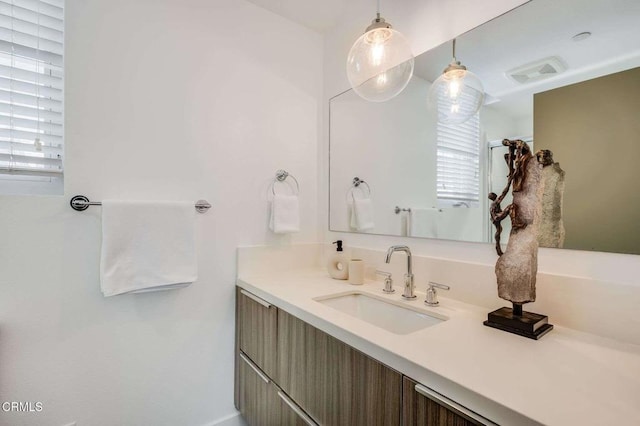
483 304 553 340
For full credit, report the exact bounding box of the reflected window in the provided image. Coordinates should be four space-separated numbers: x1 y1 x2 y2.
436 112 480 207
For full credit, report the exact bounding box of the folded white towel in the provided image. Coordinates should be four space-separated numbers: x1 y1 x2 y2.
350 197 375 231
410 208 438 238
100 200 197 297
269 194 300 234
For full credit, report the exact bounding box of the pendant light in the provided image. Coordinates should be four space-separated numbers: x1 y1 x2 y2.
427 39 484 124
346 0 414 102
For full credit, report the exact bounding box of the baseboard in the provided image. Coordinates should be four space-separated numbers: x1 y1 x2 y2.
202 411 246 426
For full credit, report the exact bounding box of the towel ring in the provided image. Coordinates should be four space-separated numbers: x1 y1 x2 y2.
270 169 300 196
346 177 371 201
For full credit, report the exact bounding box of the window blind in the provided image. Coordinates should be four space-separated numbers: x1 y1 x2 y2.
436 112 480 205
0 0 63 180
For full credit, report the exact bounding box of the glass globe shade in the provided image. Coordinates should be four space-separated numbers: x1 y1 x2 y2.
346 27 414 102
427 67 485 124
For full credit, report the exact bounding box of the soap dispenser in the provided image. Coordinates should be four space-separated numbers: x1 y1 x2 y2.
327 240 349 280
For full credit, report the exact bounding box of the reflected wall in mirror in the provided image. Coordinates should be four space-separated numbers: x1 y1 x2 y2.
329 0 640 255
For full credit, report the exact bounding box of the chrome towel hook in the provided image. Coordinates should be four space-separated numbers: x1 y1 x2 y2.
347 176 371 201
271 169 300 195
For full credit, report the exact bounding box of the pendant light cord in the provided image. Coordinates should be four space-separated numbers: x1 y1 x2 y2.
452 38 457 62
376 0 381 19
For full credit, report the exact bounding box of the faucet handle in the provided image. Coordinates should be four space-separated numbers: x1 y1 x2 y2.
425 281 450 306
375 270 395 294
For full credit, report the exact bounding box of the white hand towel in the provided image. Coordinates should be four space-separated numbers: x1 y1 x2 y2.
351 197 375 231
409 208 438 238
269 194 300 234
100 200 197 297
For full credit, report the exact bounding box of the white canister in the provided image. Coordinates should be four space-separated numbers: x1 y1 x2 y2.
348 259 364 285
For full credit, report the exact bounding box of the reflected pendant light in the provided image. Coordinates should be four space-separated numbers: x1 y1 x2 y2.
428 39 485 124
346 0 414 102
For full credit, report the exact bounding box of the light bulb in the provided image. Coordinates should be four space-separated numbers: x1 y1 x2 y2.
428 66 484 124
346 16 414 102
445 69 466 99
368 28 390 66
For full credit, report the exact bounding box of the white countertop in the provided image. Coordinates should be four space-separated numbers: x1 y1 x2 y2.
237 268 640 426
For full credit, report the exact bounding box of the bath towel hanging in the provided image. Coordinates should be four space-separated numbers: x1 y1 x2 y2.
269 170 300 234
100 200 198 296
348 177 374 231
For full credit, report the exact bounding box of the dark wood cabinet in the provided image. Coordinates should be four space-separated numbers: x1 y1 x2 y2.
237 287 278 378
403 376 492 426
277 309 402 426
235 288 318 425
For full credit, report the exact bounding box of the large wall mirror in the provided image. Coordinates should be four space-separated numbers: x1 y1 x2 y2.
329 0 640 255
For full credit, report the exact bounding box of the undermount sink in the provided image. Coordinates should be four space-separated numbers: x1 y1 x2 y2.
314 292 447 335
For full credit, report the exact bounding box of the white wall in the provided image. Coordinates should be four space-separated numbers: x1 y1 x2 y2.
481 103 533 143
0 1 321 425
322 0 640 295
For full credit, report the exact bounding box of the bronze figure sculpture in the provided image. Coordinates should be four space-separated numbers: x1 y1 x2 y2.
484 139 554 339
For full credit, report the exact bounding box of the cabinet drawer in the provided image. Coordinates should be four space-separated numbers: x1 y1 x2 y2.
238 351 317 426
237 287 278 378
403 376 496 426
277 388 318 426
277 310 402 426
237 351 279 425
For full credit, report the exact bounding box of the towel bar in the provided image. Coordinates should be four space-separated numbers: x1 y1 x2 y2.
69 195 212 213
395 206 412 214
395 206 443 214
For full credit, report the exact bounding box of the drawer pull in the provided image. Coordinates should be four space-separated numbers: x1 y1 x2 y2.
240 289 272 308
414 384 497 426
239 352 270 384
277 390 317 426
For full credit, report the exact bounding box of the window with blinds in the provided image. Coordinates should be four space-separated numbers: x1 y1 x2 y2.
436 112 480 207
0 0 63 191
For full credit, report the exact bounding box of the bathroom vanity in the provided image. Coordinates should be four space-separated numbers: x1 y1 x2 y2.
234 246 640 426
235 286 485 426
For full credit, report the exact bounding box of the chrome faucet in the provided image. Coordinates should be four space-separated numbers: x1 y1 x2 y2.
385 245 416 299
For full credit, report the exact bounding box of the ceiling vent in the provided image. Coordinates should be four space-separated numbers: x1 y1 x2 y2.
506 56 567 84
